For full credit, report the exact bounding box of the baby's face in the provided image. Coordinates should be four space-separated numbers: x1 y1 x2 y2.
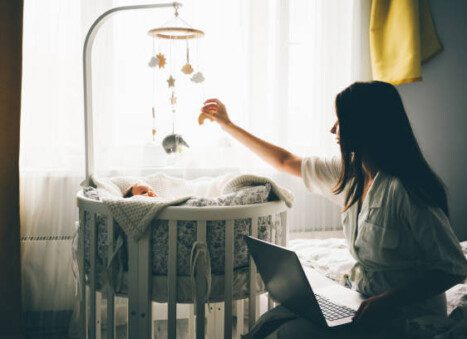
132 183 157 197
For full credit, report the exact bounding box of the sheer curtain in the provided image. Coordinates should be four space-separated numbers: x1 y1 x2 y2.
20 0 370 335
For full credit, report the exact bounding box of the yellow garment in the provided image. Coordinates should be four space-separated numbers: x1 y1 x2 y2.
370 0 443 85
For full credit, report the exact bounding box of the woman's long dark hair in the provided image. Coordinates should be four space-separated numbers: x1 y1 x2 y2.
333 81 449 216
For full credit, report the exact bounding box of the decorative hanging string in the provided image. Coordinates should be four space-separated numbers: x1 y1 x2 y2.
148 3 204 153
158 3 195 31
148 3 204 41
181 40 194 75
151 37 156 142
169 35 175 136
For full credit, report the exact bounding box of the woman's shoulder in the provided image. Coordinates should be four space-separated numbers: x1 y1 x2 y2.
378 173 414 210
383 173 441 216
301 155 342 180
385 174 408 198
301 155 344 206
301 155 341 167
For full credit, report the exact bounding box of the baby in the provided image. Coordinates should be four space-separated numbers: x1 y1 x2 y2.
123 183 157 198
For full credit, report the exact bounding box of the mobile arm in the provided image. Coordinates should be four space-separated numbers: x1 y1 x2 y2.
83 3 182 183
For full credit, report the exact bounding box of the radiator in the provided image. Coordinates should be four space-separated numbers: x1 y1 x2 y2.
21 235 76 311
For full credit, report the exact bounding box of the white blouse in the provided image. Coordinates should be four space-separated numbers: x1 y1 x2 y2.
301 156 467 318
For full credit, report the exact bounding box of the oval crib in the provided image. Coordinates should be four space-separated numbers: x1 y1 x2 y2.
77 190 288 339
78 3 289 338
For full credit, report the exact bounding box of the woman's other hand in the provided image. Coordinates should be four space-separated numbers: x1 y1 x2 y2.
200 98 232 128
352 293 397 331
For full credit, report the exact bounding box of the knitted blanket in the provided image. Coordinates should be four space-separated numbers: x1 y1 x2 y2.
101 195 191 240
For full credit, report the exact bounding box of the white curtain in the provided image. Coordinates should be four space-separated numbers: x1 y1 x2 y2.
20 0 370 334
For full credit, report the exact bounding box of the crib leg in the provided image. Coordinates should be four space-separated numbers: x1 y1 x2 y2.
128 239 139 339
206 305 213 338
248 217 259 330
188 304 195 339
96 292 102 339
236 300 244 337
138 234 152 339
196 220 207 339
256 295 261 318
152 302 157 338
106 217 115 339
78 210 87 339
168 220 178 339
195 302 206 339
207 303 224 339
280 211 287 247
89 213 97 339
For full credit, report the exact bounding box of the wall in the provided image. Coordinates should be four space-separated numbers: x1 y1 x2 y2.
0 0 23 336
398 0 467 240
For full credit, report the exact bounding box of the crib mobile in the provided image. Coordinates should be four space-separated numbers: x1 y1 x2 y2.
147 3 205 154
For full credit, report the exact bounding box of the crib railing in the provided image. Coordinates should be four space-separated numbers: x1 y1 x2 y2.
77 191 288 339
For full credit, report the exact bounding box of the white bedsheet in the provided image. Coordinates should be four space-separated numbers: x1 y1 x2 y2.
288 238 355 283
288 238 467 315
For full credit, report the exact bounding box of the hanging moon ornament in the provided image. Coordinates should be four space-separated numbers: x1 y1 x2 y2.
162 134 189 154
198 112 214 125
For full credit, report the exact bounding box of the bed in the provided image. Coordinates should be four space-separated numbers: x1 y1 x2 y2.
289 238 467 338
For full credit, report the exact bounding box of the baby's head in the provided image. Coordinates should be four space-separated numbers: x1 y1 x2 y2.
124 183 157 198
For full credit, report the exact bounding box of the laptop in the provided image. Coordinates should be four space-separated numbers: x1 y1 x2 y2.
245 236 365 328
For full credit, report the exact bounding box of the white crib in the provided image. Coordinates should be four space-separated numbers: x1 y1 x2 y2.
78 3 289 338
77 190 287 339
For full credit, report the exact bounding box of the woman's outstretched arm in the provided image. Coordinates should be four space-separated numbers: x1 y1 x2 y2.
201 98 302 177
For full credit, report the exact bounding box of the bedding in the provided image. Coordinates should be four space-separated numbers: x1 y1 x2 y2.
88 173 291 241
289 238 467 338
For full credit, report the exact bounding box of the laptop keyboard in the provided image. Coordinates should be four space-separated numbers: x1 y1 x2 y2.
315 294 356 321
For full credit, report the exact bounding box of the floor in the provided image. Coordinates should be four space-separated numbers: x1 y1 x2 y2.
26 231 343 338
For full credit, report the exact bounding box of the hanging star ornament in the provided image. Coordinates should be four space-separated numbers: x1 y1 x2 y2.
191 71 205 83
167 75 175 88
156 53 166 69
170 92 177 105
148 56 157 68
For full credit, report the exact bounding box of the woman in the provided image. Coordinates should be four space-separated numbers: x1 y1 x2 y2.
200 81 467 338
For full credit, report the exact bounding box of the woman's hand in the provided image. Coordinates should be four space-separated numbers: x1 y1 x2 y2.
198 98 301 176
200 98 232 128
352 293 398 331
